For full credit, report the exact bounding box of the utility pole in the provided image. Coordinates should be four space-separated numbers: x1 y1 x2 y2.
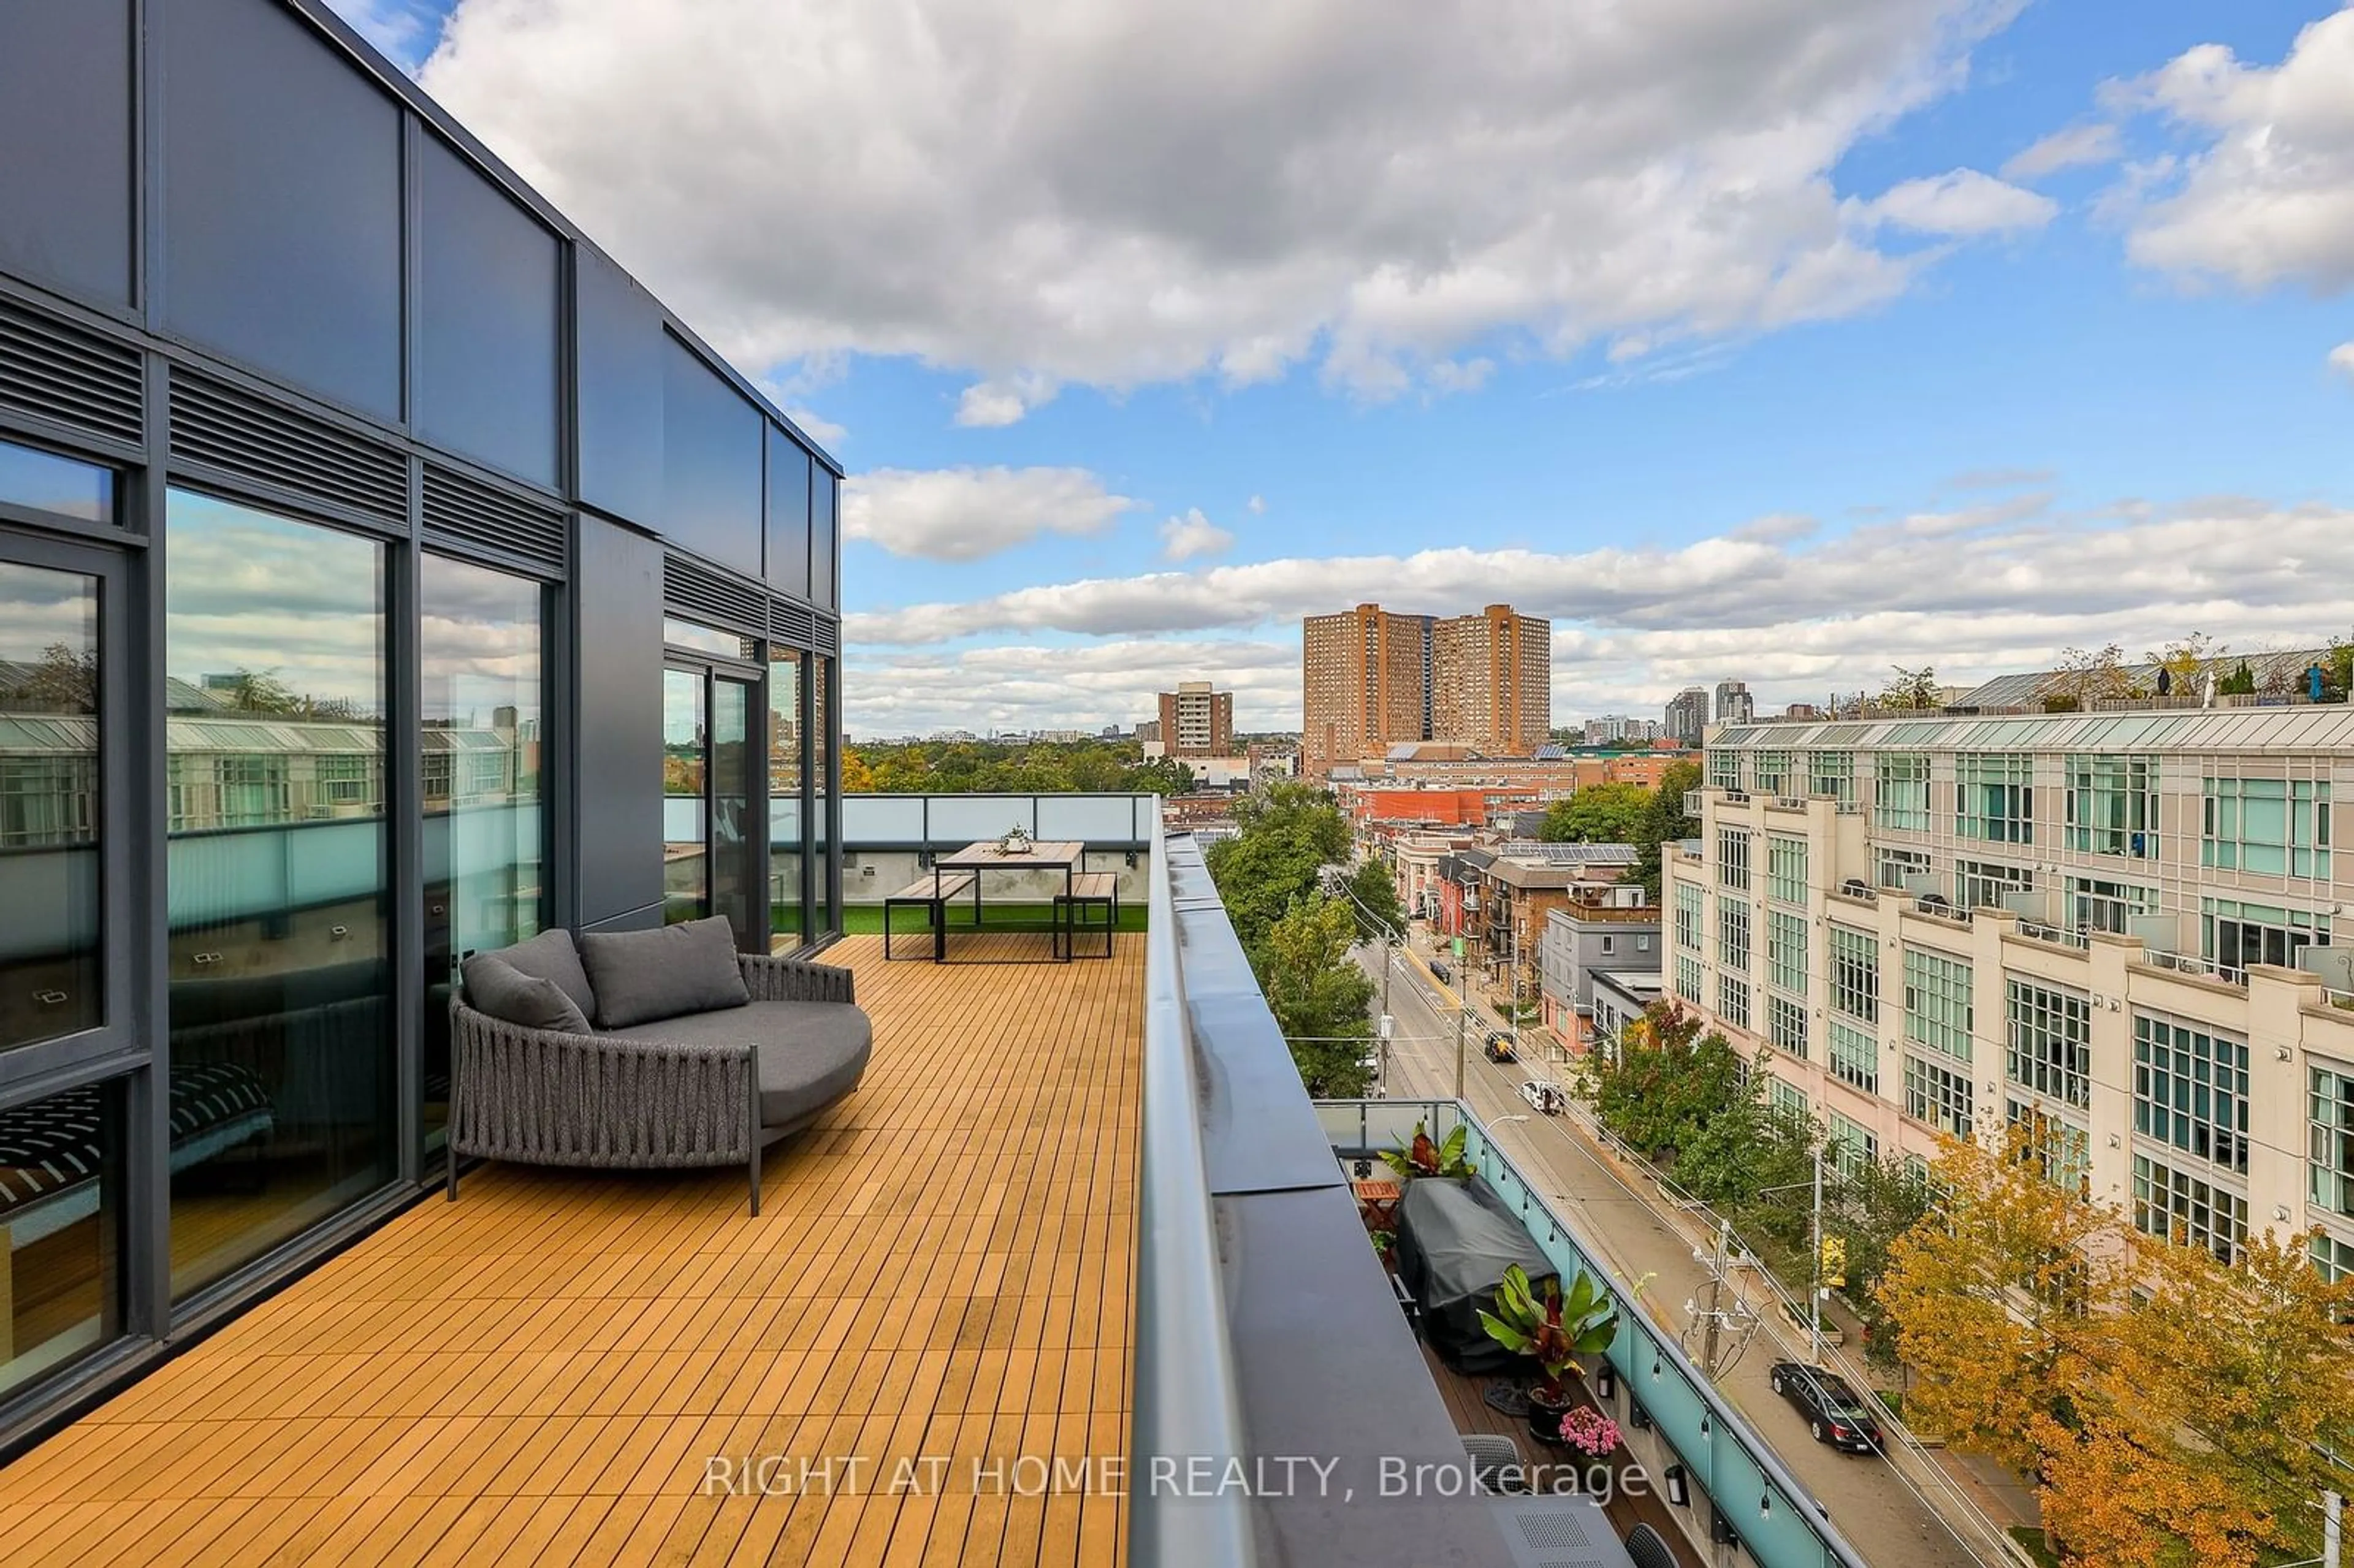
1698 1219 1732 1379
2325 1489 2341 1568
1809 1144 1824 1366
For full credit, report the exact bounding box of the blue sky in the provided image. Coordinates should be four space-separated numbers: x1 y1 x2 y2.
338 1 2354 739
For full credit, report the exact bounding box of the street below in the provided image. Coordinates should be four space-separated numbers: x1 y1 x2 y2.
1352 935 2019 1568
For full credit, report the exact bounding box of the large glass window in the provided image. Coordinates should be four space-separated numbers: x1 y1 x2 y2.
769 649 806 945
1716 897 1750 974
2315 1230 2354 1285
2068 875 2155 936
0 1077 122 1398
1753 750 1792 796
1903 948 1973 1062
1956 753 2033 843
1767 993 1808 1060
2202 897 2329 979
1956 859 2031 913
1827 1110 1877 1176
1716 827 1750 892
1829 924 1878 1023
1674 953 1704 1007
1673 881 1702 954
2007 980 2090 1109
1829 1021 1878 1095
0 561 101 1052
710 676 756 946
2065 755 2156 857
2310 1065 2354 1221
1707 750 1739 792
1875 753 1930 832
1878 845 1931 892
2133 1014 2249 1174
1904 1053 1973 1136
1766 835 1807 905
2132 1153 2245 1263
419 555 544 1164
166 491 392 1298
2008 1100 2090 1197
1716 971 1750 1032
1807 751 1856 804
1766 909 1807 995
663 667 707 924
2203 777 2330 878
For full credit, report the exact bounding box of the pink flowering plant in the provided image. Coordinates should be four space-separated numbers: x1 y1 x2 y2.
1556 1406 1621 1460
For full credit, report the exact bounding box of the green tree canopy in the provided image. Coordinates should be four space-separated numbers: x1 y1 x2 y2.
1538 781 1651 845
1623 758 1700 900
1340 857 1406 942
1256 895 1376 1097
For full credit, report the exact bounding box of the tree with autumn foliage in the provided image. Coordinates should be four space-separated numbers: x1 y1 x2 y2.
1874 1128 2130 1474
1880 1131 2354 1567
2032 1228 2354 1568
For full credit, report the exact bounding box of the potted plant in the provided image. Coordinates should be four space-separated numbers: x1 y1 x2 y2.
1369 1229 1397 1269
1478 1264 1619 1446
1556 1407 1622 1479
1378 1119 1474 1181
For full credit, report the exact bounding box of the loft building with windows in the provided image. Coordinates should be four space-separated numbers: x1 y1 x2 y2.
1666 709 2354 1282
0 0 847 1444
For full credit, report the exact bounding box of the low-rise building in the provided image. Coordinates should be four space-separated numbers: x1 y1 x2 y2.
1540 896 1663 1056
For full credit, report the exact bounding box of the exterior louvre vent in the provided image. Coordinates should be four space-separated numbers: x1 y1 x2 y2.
0 296 143 447
815 617 840 657
769 600 816 649
662 554 765 636
169 373 406 523
422 464 565 572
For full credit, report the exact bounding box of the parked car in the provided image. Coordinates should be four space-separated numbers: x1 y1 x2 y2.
1518 1079 1566 1115
1766 1361 1883 1454
1482 1030 1517 1063
1428 959 1452 985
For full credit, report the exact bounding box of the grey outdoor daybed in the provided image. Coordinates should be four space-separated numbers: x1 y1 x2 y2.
446 916 871 1215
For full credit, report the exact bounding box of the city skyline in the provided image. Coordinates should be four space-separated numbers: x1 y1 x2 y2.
334 2 2354 738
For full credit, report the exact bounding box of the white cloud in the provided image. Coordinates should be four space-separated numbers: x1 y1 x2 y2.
1159 509 1235 561
953 374 1060 428
784 408 847 446
419 0 2032 405
840 466 1138 562
2116 9 2354 292
1246 495 1267 515
2000 122 2120 181
2331 341 2354 384
1853 168 2058 237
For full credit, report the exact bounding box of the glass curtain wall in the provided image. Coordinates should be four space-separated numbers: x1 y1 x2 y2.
0 543 120 1396
768 649 805 945
164 491 393 1298
710 676 756 945
419 555 545 1163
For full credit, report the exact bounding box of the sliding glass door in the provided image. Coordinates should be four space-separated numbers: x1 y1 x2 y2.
661 651 762 946
419 554 546 1166
164 490 394 1300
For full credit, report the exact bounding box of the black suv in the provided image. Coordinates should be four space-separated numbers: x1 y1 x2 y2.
1428 959 1452 985
1766 1362 1883 1454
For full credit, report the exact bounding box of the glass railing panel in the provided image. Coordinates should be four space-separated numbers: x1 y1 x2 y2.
1037 794 1147 843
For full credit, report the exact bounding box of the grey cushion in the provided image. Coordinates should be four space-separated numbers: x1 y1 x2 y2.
601 999 872 1128
461 953 592 1033
495 929 597 1018
577 916 751 1029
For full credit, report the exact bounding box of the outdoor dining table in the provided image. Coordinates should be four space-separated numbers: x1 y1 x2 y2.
931 839 1086 962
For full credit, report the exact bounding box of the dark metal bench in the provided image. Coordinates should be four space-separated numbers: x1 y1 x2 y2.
883 870 978 960
1054 871 1119 959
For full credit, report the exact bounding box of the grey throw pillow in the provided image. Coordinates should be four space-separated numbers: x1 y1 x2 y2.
495 927 598 1018
462 953 592 1033
577 915 751 1029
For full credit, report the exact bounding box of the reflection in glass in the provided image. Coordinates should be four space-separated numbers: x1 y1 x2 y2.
0 438 114 525
0 563 101 1051
421 556 544 1162
662 617 755 660
711 677 755 946
813 654 834 934
768 650 804 943
663 667 707 923
166 490 390 1298
0 1077 122 1396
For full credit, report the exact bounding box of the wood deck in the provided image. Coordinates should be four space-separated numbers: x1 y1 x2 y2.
0 936 1142 1567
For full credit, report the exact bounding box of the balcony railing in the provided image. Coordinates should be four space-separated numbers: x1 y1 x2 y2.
2012 918 2091 951
1319 1100 1874 1568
